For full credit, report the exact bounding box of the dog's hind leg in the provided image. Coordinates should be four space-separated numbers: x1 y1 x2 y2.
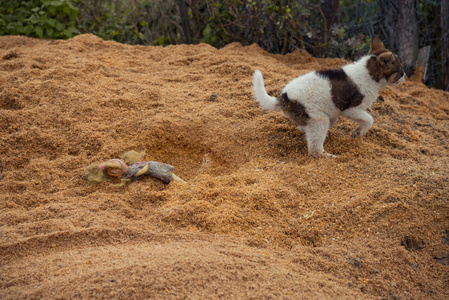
329 117 338 129
304 116 336 157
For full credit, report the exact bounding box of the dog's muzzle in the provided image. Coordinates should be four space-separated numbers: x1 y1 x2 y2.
398 71 406 83
393 68 406 86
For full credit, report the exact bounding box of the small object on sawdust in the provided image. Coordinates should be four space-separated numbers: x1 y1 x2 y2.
84 150 186 186
209 94 218 101
2 51 18 60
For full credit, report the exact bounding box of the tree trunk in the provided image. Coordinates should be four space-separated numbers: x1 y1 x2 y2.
380 0 417 75
441 0 449 91
176 0 192 44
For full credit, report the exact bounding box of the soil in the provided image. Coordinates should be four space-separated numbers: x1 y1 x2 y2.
1 34 448 299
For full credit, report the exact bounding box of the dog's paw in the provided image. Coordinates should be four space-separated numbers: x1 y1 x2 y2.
351 128 361 139
322 152 337 158
310 147 337 158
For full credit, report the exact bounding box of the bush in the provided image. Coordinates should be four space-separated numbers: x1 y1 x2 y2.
74 0 183 46
189 0 375 58
0 0 446 90
0 0 79 39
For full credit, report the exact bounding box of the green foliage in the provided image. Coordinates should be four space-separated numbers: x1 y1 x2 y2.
0 0 445 90
200 2 230 46
196 1 309 54
74 0 183 46
0 0 79 39
75 0 134 43
198 0 378 58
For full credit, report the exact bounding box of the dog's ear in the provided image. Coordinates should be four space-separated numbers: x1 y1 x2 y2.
370 37 386 54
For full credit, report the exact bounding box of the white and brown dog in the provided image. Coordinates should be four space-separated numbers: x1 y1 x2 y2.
252 37 405 157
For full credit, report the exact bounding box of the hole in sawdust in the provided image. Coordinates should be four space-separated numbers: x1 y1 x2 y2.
345 256 362 268
434 231 449 265
435 256 449 265
401 236 425 251
2 51 18 60
442 231 449 246
0 96 24 110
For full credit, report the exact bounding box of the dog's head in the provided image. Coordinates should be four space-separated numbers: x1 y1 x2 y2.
368 37 405 86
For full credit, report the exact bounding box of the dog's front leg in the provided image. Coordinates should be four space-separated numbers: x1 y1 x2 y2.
343 109 374 138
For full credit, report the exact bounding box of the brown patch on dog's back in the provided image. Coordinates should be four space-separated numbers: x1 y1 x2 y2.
277 93 310 126
317 69 364 111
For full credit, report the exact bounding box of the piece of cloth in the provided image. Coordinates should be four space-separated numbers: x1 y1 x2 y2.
127 161 174 184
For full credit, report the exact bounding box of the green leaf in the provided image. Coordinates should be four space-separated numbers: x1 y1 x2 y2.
63 6 71 15
47 18 56 27
157 36 165 45
23 25 33 35
67 2 77 11
48 6 56 15
56 21 64 31
35 26 43 38
6 22 17 31
46 27 54 37
63 28 72 38
29 15 39 25
68 26 78 34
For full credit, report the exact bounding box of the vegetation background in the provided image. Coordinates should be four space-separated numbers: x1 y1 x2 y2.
1 0 448 91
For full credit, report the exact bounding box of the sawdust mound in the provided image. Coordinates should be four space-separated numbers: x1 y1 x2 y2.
1 34 448 299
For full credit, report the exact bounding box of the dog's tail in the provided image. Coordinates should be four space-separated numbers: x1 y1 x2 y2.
252 70 278 111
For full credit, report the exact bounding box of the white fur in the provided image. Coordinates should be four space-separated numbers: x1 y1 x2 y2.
253 55 389 157
341 56 381 140
252 70 278 110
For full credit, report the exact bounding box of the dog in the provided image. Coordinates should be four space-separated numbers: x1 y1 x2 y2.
252 37 405 157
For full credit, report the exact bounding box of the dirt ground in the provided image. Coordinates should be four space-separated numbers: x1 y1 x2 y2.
1 34 448 299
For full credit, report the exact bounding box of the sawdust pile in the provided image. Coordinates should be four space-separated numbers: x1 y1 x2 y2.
1 34 448 299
